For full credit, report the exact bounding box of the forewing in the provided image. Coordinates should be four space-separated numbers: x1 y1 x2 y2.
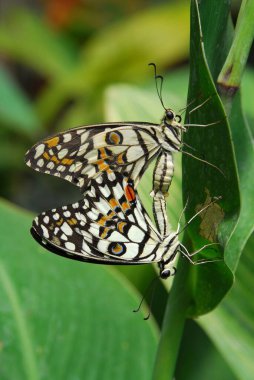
25 122 161 189
31 171 166 265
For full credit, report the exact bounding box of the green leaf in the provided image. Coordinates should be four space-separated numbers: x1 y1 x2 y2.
242 67 254 123
182 0 240 316
0 66 40 134
198 233 254 380
176 320 237 380
0 199 158 379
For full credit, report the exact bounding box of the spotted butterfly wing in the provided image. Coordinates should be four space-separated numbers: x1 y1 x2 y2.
31 171 180 278
25 122 162 189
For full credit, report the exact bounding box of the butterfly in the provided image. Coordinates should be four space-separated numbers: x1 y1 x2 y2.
30 170 184 279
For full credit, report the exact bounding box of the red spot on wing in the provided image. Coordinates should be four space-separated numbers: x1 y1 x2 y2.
125 184 136 204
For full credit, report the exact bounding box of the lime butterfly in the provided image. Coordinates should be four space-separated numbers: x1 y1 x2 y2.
30 170 186 279
30 170 218 278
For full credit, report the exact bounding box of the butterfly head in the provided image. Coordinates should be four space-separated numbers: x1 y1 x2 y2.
163 109 186 132
161 109 186 150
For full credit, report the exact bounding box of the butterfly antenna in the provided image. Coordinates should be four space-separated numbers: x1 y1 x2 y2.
176 196 222 236
177 196 189 232
143 279 159 321
188 96 212 115
149 63 166 110
133 275 159 318
183 120 221 128
178 98 197 115
181 150 225 177
181 141 197 151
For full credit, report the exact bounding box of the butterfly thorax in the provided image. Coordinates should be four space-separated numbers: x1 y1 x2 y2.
158 232 180 278
152 109 185 200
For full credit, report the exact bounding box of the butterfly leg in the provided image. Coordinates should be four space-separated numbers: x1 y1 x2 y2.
179 243 222 265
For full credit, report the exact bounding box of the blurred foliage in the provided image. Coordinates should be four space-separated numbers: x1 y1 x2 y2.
0 0 253 379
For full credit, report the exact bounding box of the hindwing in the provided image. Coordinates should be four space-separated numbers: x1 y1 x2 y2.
31 171 169 265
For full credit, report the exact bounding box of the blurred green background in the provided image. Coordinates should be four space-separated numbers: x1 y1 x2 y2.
0 0 253 379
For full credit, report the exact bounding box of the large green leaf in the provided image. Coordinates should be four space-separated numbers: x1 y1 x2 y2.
182 1 254 379
199 233 254 380
176 320 237 380
0 199 158 379
182 0 240 316
242 67 254 123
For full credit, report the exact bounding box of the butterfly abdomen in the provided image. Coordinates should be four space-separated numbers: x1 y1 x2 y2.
153 151 174 196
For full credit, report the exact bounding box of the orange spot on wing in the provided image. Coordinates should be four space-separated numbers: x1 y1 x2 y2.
97 212 115 226
96 159 109 172
99 148 107 159
110 132 120 144
44 136 59 148
56 218 63 226
99 162 109 171
61 158 74 165
117 153 125 164
68 218 77 225
113 243 123 253
109 198 119 209
51 155 60 164
100 228 109 239
97 216 107 226
43 152 50 160
118 222 127 233
122 202 130 211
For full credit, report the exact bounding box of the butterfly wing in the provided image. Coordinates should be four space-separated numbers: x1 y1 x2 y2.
25 122 161 189
31 171 167 265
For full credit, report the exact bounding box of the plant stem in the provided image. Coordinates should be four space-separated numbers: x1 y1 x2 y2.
152 258 191 380
217 0 254 94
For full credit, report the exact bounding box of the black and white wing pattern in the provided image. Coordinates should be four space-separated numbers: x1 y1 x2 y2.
25 112 183 191
25 112 184 237
31 171 180 278
25 122 161 190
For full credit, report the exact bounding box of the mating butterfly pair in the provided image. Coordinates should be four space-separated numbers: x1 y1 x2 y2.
25 60 221 278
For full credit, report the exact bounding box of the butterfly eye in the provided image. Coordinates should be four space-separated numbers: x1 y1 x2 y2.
160 268 171 279
166 110 174 120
